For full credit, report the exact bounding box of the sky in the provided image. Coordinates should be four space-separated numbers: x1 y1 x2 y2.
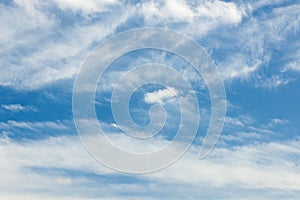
0 0 300 199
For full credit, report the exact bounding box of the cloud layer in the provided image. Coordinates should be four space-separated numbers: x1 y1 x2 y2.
1 0 298 89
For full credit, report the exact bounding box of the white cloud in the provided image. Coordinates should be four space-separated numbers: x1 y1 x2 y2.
270 118 288 124
1 104 36 112
285 61 300 72
0 120 69 132
141 0 244 24
283 46 300 72
1 0 299 198
0 135 300 199
0 0 133 89
208 2 300 85
219 55 262 80
221 131 261 142
139 0 244 37
144 87 178 104
52 0 121 16
0 0 299 90
140 0 194 22
139 1 300 85
267 118 289 129
196 0 243 24
255 75 292 89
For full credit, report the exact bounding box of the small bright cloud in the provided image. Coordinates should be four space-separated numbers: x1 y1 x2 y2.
144 87 178 104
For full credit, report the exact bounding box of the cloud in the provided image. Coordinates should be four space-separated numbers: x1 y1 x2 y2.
1 104 36 112
0 135 300 199
218 55 262 80
2 0 298 90
0 120 70 139
285 61 300 72
206 1 300 86
218 114 292 145
1 0 299 199
255 75 292 89
196 0 243 24
140 0 195 22
141 0 244 24
55 177 72 185
0 0 246 90
0 120 69 131
270 118 288 124
139 0 244 37
283 43 300 72
0 0 132 89
144 87 178 104
51 0 121 16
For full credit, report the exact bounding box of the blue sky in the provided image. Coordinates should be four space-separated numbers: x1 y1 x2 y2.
0 0 300 199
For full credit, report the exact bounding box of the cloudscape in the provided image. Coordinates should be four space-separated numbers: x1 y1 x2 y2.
0 0 300 199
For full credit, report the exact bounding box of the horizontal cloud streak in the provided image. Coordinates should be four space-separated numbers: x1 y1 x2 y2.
0 135 300 198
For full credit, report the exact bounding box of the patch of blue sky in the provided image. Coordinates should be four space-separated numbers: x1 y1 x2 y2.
0 0 13 6
251 0 298 16
220 79 300 145
0 86 72 122
0 85 75 140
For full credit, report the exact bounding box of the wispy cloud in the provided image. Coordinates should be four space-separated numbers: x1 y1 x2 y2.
1 0 298 90
0 0 132 89
0 120 71 140
51 0 121 16
0 120 69 131
0 135 300 199
1 104 36 112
